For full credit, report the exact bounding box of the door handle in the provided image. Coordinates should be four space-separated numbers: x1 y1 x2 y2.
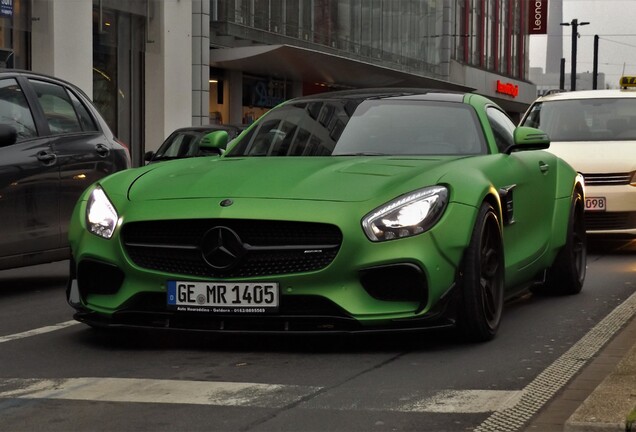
36 150 57 165
539 161 549 173
95 143 111 157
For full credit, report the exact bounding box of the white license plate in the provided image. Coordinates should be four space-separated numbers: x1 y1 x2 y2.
585 197 606 212
167 281 279 313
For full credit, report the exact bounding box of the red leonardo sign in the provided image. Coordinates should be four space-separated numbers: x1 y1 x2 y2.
528 0 548 35
496 80 519 98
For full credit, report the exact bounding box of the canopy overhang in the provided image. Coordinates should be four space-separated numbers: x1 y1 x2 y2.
209 44 474 92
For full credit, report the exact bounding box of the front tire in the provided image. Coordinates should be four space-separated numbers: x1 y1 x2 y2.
457 202 505 342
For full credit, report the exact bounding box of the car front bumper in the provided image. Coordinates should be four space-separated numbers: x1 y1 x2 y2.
67 196 477 333
584 184 636 236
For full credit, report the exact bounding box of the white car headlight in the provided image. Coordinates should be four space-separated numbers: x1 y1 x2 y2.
86 186 118 239
362 186 448 242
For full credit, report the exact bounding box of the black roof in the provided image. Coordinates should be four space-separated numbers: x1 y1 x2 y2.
0 68 90 97
292 88 466 103
170 124 246 133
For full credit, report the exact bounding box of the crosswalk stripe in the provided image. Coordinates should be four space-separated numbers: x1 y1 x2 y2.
0 377 522 414
0 377 322 408
397 389 523 413
0 321 80 344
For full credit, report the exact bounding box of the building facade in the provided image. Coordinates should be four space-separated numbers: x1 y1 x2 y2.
0 0 536 166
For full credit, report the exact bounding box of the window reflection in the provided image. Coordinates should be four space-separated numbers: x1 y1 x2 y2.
228 98 486 157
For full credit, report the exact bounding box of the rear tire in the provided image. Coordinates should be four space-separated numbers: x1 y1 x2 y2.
534 189 586 296
457 202 504 342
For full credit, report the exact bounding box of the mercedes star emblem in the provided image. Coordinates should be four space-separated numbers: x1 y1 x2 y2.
201 226 245 270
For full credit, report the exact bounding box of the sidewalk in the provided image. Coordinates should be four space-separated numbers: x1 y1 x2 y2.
525 313 636 432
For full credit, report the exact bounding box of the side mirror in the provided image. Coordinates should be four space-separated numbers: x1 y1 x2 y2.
199 130 229 156
0 124 18 148
505 126 550 154
144 151 155 162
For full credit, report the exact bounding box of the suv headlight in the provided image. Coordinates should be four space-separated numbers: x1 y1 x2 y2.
362 186 448 242
86 186 119 239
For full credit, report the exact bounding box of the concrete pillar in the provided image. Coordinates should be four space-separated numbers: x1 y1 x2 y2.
192 0 210 126
31 0 92 96
145 0 192 152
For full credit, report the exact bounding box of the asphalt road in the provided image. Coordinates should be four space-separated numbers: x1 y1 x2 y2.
0 239 635 432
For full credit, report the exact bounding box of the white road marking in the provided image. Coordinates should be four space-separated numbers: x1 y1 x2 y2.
399 389 524 413
0 376 521 414
0 320 80 344
1 291 634 423
0 377 321 408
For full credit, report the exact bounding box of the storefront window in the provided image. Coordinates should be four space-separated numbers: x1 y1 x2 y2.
216 0 528 82
511 0 521 77
285 1 299 38
498 0 509 74
453 0 467 62
242 75 291 124
485 0 496 70
0 0 30 69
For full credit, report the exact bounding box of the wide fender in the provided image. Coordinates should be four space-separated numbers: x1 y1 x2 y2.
438 166 504 229
549 159 585 251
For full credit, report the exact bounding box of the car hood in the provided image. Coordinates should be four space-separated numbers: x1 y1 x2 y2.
127 157 457 203
548 141 636 173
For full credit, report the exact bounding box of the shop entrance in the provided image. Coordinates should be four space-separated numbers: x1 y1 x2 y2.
93 5 145 166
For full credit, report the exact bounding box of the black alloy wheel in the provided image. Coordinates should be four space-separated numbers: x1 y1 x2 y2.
458 202 504 342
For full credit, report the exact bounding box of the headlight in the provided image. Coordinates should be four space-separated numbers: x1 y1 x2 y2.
362 186 448 242
86 186 118 239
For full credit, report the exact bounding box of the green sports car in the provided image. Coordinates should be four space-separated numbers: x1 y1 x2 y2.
67 89 586 342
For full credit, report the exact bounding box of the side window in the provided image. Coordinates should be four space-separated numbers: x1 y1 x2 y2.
487 107 515 152
522 103 542 129
0 78 37 141
29 79 82 135
68 91 98 132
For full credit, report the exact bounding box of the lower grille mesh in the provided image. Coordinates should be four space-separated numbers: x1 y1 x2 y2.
585 211 636 231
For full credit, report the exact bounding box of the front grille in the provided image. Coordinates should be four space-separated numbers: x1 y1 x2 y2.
585 211 636 230
583 172 632 186
122 219 342 278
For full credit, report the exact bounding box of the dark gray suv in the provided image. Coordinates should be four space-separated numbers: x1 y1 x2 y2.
0 70 130 270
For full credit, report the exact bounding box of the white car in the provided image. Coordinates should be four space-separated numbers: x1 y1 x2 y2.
521 77 636 237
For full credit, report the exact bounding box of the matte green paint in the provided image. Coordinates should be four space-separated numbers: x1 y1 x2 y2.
199 130 229 153
68 92 582 329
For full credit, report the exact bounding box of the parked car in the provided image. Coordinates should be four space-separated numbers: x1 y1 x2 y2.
145 125 245 163
520 76 636 237
67 88 585 342
0 70 130 270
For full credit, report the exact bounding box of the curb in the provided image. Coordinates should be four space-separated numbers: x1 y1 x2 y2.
564 341 636 432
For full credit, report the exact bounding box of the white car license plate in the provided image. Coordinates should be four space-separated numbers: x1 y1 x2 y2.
167 281 279 313
585 197 606 212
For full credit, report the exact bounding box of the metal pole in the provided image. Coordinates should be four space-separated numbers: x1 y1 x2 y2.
561 19 589 91
560 58 566 90
593 35 599 89
571 19 578 91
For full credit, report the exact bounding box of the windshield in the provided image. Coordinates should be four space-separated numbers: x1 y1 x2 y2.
153 131 205 160
522 98 636 141
226 99 487 157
